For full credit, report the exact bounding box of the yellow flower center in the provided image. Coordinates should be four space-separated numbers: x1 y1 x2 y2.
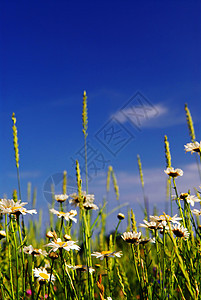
11 206 22 211
56 241 67 247
159 214 171 220
39 272 49 280
59 212 66 216
101 251 111 255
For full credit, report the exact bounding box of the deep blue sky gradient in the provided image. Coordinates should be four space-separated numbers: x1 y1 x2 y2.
1 1 201 230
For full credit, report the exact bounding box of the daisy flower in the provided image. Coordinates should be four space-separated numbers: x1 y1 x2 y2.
0 230 6 240
55 194 68 203
191 209 201 216
184 141 201 154
121 231 141 244
49 208 77 223
83 202 98 210
66 264 95 274
139 237 156 245
185 195 200 207
91 250 122 260
117 213 125 220
150 214 182 225
139 220 160 230
164 167 183 178
23 245 47 256
172 224 190 240
33 267 55 283
45 238 80 252
69 192 95 207
0 199 37 216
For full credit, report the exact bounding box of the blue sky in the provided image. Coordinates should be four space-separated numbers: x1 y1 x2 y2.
1 1 201 231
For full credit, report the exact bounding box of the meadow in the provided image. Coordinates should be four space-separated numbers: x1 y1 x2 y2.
0 93 201 299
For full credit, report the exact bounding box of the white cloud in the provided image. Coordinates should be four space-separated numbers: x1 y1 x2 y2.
112 103 187 129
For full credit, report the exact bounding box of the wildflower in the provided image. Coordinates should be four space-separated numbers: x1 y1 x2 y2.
46 230 57 239
0 199 37 216
26 289 32 297
139 220 160 230
139 237 156 245
184 141 201 154
150 214 182 225
179 193 189 200
33 267 55 283
49 252 59 260
185 195 200 207
0 230 6 239
172 224 190 240
45 238 80 252
164 167 183 178
69 191 95 208
66 264 95 274
55 194 68 203
117 213 125 220
63 234 71 241
191 209 201 216
91 250 122 260
49 208 77 223
121 231 141 244
23 245 47 256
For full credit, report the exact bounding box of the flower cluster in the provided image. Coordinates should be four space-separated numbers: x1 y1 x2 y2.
69 191 98 210
0 199 37 216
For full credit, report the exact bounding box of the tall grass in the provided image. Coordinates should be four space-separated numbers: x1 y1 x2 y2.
0 99 201 299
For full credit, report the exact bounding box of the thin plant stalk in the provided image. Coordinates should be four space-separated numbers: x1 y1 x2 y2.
5 214 14 300
10 217 19 300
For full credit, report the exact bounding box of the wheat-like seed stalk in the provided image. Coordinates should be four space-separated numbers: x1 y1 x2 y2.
12 113 19 168
164 135 171 168
82 91 88 137
185 103 196 142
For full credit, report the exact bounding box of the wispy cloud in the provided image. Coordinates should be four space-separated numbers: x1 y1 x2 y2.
112 103 187 129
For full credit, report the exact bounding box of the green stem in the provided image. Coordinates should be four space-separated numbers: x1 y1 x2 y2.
10 217 19 300
84 135 88 194
131 244 142 297
47 259 54 299
17 216 26 299
5 214 14 300
36 283 42 300
172 178 186 227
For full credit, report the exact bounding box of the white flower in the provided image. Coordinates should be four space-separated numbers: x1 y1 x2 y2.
45 238 80 252
121 231 141 244
66 264 95 274
23 245 47 256
172 224 190 240
0 230 6 239
49 208 77 223
164 167 183 178
139 237 156 245
55 194 68 202
139 220 160 230
69 192 95 207
83 202 98 210
0 199 37 215
191 209 201 216
184 141 201 154
150 214 182 225
91 250 122 260
33 267 55 283
185 195 200 207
